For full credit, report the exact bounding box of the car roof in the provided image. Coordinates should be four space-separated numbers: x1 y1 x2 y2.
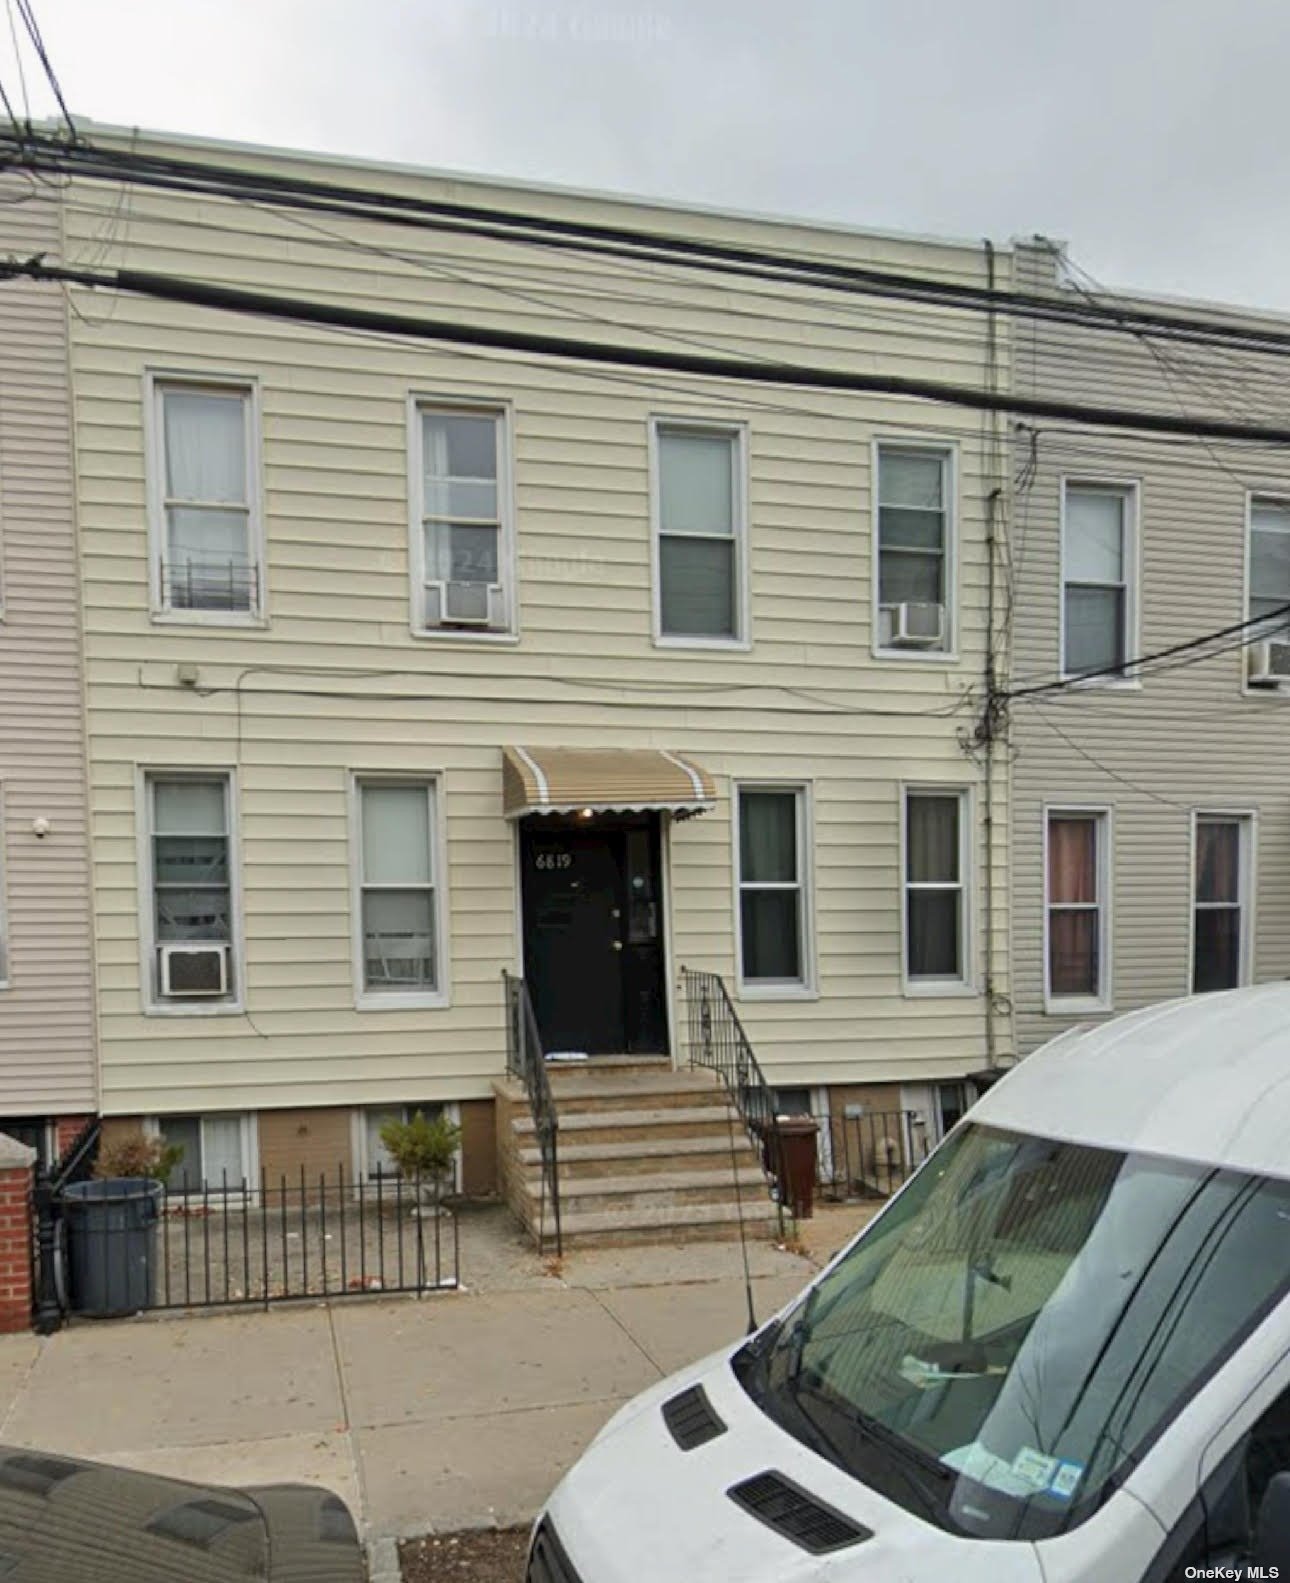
972 983 1290 1179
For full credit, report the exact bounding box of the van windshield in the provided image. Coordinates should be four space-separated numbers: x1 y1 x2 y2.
739 1123 1290 1540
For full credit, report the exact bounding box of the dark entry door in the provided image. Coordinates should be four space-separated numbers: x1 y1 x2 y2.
521 818 667 1056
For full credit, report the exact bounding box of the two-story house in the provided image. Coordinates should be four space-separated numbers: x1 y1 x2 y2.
42 124 1011 1205
1010 238 1290 1047
0 174 98 1165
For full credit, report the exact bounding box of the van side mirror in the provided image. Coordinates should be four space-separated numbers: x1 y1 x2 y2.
1254 1471 1290 1572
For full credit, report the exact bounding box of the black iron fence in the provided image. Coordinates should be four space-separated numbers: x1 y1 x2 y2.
812 1108 931 1201
503 969 562 1256
680 967 785 1235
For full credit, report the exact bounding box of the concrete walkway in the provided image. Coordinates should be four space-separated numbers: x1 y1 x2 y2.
0 1206 881 1553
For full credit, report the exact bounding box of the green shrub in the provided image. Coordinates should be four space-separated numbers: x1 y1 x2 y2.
378 1110 462 1188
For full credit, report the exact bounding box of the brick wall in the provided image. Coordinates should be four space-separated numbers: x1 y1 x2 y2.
54 1114 95 1160
0 1136 35 1333
458 1100 497 1197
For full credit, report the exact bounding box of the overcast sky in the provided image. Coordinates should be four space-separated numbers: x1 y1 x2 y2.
5 0 1290 310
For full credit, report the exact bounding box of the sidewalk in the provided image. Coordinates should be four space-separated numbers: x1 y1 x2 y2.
0 1205 874 1550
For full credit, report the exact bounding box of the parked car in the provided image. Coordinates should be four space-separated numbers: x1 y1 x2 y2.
0 1445 364 1580
530 984 1290 1582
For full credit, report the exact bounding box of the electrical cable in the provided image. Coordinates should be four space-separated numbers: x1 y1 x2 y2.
12 0 73 138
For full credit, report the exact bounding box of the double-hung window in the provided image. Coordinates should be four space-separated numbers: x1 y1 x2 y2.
1192 814 1251 993
415 405 511 634
1045 810 1109 1005
1062 482 1135 679
653 421 746 644
360 1103 451 1180
151 380 261 618
875 445 952 654
736 785 811 992
1248 496 1290 634
354 778 444 1004
903 790 969 988
151 1113 252 1195
144 773 237 1008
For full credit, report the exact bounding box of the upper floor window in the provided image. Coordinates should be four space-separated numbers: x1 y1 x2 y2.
875 445 952 655
735 784 812 994
1249 497 1290 632
652 421 746 645
1192 814 1251 993
413 405 512 636
903 789 970 990
353 777 446 1007
1046 810 1110 1007
143 772 239 1010
1062 482 1135 680
149 380 261 620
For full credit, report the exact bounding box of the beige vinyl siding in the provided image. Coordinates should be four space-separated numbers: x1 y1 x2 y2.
64 132 1011 1115
1010 243 1290 1053
0 179 97 1113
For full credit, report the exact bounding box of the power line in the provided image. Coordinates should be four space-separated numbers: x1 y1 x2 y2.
11 253 1290 450
11 0 73 138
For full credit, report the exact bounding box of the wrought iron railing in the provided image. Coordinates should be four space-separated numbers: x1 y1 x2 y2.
812 1107 930 1200
680 967 785 1236
33 1117 101 1334
503 970 562 1257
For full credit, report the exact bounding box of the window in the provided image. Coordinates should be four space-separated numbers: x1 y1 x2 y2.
653 421 746 644
143 773 237 1008
354 779 444 1004
875 445 952 654
359 1103 450 1180
413 405 511 634
1045 810 1110 1005
1192 814 1251 993
150 1113 252 1195
903 790 969 988
736 785 811 992
150 380 260 618
1249 496 1290 634
1062 482 1135 678
0 788 8 988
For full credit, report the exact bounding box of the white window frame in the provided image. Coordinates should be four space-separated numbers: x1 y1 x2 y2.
350 1102 463 1192
732 781 816 1000
407 398 517 642
1244 493 1290 694
350 773 450 1011
1058 477 1141 687
1042 805 1113 1013
144 372 266 626
649 417 750 650
1188 810 1255 994
136 767 244 1016
871 438 958 663
144 1112 259 1201
900 785 974 996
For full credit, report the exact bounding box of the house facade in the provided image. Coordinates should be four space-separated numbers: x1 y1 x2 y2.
51 126 1012 1194
1009 239 1290 1050
0 175 98 1162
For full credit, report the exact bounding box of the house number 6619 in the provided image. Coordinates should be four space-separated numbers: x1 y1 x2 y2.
535 852 573 870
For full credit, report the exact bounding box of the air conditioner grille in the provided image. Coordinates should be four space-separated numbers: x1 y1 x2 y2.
662 1384 727 1450
727 1470 872 1555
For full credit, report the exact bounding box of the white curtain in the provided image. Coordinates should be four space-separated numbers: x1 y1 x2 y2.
164 390 246 503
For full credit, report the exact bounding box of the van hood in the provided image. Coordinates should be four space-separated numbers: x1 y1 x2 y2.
543 1347 1043 1583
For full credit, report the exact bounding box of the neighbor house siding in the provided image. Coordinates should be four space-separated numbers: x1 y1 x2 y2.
63 131 1012 1118
1010 242 1290 1052
0 177 97 1115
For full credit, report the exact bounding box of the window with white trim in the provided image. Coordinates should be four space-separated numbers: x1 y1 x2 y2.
144 773 236 1007
355 779 443 1000
150 380 260 617
903 790 969 987
150 1113 252 1195
1192 814 1251 993
654 422 745 643
1248 496 1290 634
1062 482 1134 679
361 1103 448 1180
1046 810 1109 1004
876 446 952 654
414 406 511 634
736 785 810 990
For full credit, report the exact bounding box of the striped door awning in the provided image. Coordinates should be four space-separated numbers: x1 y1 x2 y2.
502 746 717 819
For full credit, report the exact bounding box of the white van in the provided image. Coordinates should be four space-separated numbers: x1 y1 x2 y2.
529 985 1290 1582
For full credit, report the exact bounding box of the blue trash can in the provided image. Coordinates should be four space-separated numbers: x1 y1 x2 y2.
63 1178 162 1316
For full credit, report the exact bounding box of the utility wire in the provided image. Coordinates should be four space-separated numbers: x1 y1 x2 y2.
12 0 73 137
2 0 28 125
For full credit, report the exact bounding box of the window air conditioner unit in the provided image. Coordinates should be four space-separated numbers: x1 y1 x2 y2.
879 601 945 649
160 943 229 997
425 580 504 629
1248 638 1290 687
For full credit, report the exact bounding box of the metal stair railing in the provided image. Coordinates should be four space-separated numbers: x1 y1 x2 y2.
502 970 562 1257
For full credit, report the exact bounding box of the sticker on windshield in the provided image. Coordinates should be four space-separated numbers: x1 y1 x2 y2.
1011 1446 1059 1491
1048 1462 1083 1500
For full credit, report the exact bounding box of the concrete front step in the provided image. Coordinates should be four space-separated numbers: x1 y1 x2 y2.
513 1104 745 1146
546 1055 674 1079
540 1072 729 1114
529 1197 782 1250
519 1166 769 1215
518 1134 759 1179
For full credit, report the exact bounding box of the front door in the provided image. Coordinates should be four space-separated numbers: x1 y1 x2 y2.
520 816 667 1056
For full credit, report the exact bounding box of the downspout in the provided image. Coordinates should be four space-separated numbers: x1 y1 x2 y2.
982 241 1002 1073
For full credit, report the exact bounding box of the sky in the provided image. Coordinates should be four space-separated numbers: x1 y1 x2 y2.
4 0 1290 310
